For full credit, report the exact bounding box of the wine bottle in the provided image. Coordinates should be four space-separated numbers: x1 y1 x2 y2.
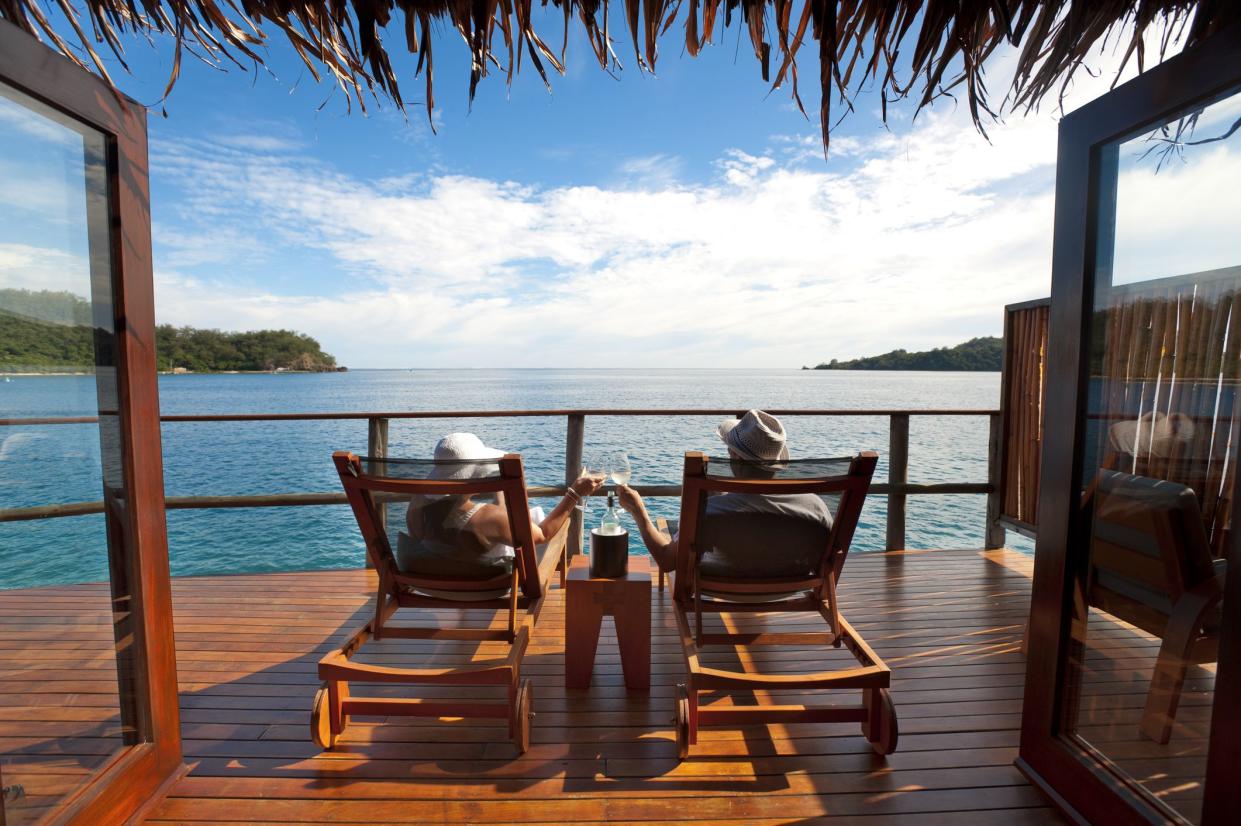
600 494 622 535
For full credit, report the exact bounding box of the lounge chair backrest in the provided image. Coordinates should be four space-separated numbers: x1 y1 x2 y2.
332 451 544 599
1102 446 1233 558
1086 469 1219 636
673 451 878 604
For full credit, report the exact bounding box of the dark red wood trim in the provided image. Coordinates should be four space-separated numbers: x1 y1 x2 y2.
1019 21 1241 826
1204 525 1241 822
0 19 182 825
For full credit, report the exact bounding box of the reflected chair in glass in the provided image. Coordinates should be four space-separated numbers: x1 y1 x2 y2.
1083 470 1226 744
666 450 895 759
1100 426 1234 560
314 451 569 753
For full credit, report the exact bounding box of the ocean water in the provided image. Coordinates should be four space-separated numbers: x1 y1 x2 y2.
0 369 1029 589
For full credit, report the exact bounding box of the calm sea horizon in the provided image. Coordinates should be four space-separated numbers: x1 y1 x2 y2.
0 368 1030 589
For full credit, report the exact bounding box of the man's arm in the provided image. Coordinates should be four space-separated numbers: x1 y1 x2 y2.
615 484 677 573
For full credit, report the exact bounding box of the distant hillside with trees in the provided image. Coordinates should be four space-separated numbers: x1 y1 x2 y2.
154 326 338 373
1 288 339 373
0 298 97 369
808 337 1002 371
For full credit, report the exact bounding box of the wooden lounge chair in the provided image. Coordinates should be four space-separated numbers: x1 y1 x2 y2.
666 450 895 759
1084 470 1226 744
312 451 568 753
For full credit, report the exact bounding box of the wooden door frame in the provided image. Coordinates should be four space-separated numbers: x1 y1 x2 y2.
0 20 183 824
1017 22 1241 825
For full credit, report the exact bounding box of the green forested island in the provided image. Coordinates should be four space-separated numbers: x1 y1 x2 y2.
807 337 1002 371
1 288 340 373
154 326 339 373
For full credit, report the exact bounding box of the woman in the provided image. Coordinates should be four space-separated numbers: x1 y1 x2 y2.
399 432 603 579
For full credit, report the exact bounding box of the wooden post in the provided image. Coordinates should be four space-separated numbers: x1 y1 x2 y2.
985 412 1006 549
366 416 389 569
565 414 586 563
885 414 909 552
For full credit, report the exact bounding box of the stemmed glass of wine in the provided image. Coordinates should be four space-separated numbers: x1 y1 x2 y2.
607 451 632 493
581 452 608 513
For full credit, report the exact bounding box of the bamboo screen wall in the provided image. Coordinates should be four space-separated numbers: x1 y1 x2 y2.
1000 299 1049 532
1086 266 1241 557
1001 267 1241 554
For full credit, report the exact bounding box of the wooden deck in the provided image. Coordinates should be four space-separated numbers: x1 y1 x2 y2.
2 546 1177 824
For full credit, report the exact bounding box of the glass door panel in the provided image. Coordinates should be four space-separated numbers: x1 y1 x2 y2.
0 81 143 823
1063 86 1241 824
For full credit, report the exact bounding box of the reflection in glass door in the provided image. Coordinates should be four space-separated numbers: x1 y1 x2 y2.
1062 87 1241 823
0 82 143 822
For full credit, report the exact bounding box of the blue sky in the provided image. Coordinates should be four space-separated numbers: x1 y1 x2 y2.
120 8 851 187
2 10 1219 368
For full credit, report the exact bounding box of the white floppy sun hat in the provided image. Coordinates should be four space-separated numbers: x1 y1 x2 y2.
429 432 507 480
717 410 790 462
434 432 506 462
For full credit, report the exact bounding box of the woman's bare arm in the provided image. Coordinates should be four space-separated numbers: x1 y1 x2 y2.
615 484 677 573
472 475 604 547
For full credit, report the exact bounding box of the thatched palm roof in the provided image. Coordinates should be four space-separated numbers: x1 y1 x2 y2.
3 0 1237 149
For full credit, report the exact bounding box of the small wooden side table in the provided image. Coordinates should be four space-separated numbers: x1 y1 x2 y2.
565 555 651 690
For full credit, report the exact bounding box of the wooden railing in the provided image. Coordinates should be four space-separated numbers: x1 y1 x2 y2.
0 408 1006 553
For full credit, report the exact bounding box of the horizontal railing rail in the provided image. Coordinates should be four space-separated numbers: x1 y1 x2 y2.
0 408 1005 553
0 408 997 426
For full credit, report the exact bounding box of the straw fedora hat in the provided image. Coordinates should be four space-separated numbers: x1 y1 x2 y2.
717 410 790 462
1108 411 1195 459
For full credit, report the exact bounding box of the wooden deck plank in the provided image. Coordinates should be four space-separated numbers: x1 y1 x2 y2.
3 547 1196 823
140 549 1065 823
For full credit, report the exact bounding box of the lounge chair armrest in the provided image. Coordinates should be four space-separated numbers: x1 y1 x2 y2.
1188 559 1228 601
545 515 570 557
536 517 571 587
1168 572 1227 642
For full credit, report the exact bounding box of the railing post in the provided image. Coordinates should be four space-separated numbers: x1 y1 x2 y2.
366 416 389 569
885 414 909 552
564 414 586 563
985 412 1006 550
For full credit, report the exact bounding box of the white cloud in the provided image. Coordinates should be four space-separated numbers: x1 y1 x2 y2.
616 154 685 188
1112 93 1241 283
149 111 1061 368
138 26 1236 369
214 134 305 153
0 244 89 294
0 95 80 147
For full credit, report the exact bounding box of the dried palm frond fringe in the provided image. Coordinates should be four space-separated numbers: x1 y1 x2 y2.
1 0 1238 151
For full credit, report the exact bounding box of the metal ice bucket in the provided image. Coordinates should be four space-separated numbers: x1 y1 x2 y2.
589 528 629 578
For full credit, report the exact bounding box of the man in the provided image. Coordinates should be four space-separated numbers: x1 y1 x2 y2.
616 409 835 577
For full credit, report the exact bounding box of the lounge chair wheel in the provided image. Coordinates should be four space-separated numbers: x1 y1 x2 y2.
514 678 534 754
674 683 691 761
863 687 898 756
311 682 336 750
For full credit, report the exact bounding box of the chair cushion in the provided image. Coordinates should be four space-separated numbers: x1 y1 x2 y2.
694 493 833 580
395 531 513 579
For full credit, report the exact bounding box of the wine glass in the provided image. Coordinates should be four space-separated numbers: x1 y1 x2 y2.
607 451 632 491
581 452 607 512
